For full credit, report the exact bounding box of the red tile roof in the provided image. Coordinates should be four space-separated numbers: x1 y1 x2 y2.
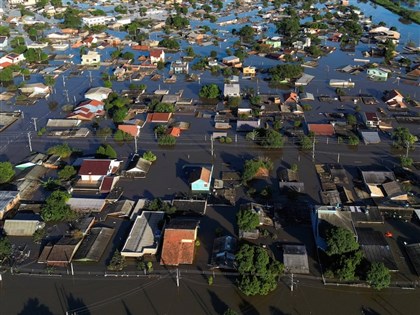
308 124 335 136
100 176 115 193
79 160 111 176
146 113 172 123
78 99 104 107
160 229 196 266
118 124 140 137
0 62 12 69
167 127 181 137
149 49 164 58
365 112 379 121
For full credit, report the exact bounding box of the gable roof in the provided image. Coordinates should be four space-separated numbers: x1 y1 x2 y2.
146 112 172 123
118 124 140 137
160 219 199 266
149 49 164 58
167 127 181 137
78 99 104 107
190 167 211 184
79 159 112 176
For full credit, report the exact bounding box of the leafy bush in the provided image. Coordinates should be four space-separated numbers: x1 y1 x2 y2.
142 151 157 162
158 135 176 146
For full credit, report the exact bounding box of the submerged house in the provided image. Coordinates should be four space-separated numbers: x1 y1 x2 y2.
190 166 213 192
160 219 199 266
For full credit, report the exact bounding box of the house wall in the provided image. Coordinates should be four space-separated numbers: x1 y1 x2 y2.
81 174 103 182
0 195 20 220
192 179 210 192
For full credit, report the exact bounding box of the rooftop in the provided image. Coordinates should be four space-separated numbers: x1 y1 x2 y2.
121 211 165 256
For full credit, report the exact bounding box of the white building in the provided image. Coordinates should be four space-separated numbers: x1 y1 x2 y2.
0 36 8 49
78 159 121 182
85 86 113 101
8 0 37 6
82 16 116 27
223 83 240 98
81 50 101 65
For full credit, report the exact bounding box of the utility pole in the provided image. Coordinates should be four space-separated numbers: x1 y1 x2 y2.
211 136 214 156
62 75 66 87
89 71 92 84
31 117 38 131
337 153 340 164
64 90 69 103
176 268 180 287
27 132 32 152
312 136 315 162
290 273 294 292
405 141 410 158
134 136 138 153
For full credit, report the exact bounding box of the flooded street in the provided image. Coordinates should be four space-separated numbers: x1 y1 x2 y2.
1 273 420 315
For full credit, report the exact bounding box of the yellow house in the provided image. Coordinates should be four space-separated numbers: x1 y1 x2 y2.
243 66 256 77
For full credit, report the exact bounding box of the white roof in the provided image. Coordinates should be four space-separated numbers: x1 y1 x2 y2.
4 220 44 236
67 198 106 212
361 131 381 144
122 211 165 256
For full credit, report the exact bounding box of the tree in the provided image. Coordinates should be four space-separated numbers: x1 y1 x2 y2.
348 135 360 146
112 107 128 123
236 244 284 296
242 157 273 183
185 46 195 57
237 208 260 231
0 161 15 184
326 227 359 256
158 135 176 146
227 97 241 107
142 151 157 162
44 76 56 87
238 25 255 43
24 48 48 62
0 26 10 36
47 143 75 158
250 95 261 106
58 165 76 181
158 38 180 50
346 114 357 126
333 250 363 281
269 64 303 82
400 156 413 168
199 84 220 99
392 127 417 149
96 144 117 158
154 103 175 113
276 16 300 37
224 309 239 315
300 135 313 151
114 130 132 142
367 262 391 290
40 191 76 222
147 198 176 214
121 51 134 61
62 8 82 29
0 236 12 263
290 164 298 172
107 250 126 271
253 128 284 148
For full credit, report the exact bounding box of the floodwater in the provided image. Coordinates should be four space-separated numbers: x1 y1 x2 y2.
1 273 420 315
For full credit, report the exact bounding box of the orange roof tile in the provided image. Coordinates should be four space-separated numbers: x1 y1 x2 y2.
308 124 335 136
118 125 139 137
146 113 172 123
161 229 196 265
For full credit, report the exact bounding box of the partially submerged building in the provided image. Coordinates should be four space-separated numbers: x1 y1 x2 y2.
160 219 199 266
121 211 165 258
